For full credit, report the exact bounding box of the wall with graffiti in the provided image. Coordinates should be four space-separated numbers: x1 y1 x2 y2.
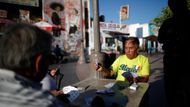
43 0 82 56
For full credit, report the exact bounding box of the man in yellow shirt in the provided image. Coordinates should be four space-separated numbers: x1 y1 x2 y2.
97 37 150 83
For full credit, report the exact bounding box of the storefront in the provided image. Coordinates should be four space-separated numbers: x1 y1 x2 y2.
0 0 42 33
89 22 129 54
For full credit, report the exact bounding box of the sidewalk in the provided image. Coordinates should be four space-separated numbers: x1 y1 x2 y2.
147 54 167 107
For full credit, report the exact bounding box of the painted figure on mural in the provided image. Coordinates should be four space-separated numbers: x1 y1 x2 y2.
50 2 64 37
19 9 30 23
68 8 79 37
44 3 53 24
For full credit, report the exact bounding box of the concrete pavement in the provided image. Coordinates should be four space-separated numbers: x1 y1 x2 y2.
148 54 167 107
58 53 167 107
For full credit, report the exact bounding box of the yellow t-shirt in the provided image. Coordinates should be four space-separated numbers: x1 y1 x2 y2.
110 54 150 81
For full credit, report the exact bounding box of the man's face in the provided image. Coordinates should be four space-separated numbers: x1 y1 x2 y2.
49 68 57 77
124 40 138 59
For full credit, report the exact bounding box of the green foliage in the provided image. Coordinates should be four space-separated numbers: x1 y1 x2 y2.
187 0 190 9
152 0 190 27
152 7 172 26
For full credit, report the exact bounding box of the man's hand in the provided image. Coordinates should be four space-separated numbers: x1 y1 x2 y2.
136 76 149 83
50 90 63 96
95 63 102 71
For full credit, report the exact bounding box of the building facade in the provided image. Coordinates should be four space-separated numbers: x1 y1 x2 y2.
0 0 43 32
43 0 91 57
0 0 91 58
0 0 162 59
128 23 162 53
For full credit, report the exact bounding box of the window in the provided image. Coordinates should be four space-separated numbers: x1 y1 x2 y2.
106 37 115 47
136 27 143 38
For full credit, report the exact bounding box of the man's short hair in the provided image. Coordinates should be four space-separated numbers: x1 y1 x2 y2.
125 37 140 48
0 23 52 72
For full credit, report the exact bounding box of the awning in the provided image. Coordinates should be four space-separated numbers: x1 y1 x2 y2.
144 35 157 41
103 30 129 38
34 20 53 32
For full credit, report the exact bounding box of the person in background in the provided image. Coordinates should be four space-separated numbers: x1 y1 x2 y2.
158 0 190 106
41 66 69 103
0 23 66 107
53 44 63 63
41 68 63 95
96 37 150 83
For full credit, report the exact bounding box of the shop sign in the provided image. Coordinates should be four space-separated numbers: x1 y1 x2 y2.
100 22 129 33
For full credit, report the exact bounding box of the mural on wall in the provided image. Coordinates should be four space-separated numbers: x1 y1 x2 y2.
64 0 81 54
19 9 30 23
149 24 159 36
43 0 82 56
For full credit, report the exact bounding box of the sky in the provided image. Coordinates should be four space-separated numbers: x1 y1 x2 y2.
90 0 168 24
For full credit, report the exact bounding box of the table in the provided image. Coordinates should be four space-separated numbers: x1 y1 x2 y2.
71 78 149 107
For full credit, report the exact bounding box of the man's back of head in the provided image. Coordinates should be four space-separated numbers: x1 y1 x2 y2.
0 23 52 82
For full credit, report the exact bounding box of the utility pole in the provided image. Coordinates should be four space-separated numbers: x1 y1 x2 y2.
78 0 86 64
93 0 101 53
92 0 104 78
